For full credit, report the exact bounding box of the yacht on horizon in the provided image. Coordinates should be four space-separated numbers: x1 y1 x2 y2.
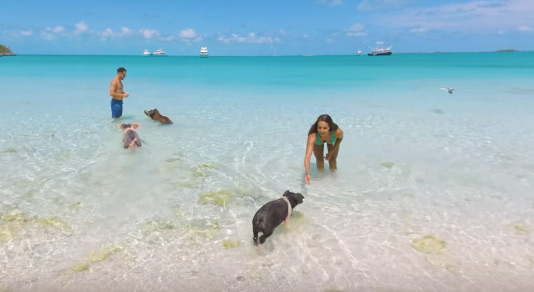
368 42 393 56
200 47 208 58
153 48 166 56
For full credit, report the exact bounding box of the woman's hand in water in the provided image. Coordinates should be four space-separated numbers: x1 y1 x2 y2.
304 173 311 185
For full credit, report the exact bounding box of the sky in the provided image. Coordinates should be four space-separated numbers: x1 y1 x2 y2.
1 0 533 56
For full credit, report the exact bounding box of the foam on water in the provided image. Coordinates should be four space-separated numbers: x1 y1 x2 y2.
1 54 533 291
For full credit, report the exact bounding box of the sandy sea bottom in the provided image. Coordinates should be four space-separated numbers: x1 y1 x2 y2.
1 68 534 291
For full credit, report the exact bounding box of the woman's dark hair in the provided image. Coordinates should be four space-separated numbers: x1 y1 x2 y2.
308 114 338 135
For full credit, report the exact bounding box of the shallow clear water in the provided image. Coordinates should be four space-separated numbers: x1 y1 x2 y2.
1 53 533 291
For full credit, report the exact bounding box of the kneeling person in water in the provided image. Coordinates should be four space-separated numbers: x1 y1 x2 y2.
303 114 343 185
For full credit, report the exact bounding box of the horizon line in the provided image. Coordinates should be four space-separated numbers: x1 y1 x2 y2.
2 49 529 57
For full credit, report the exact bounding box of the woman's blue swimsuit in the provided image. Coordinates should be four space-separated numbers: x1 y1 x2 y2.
315 132 336 145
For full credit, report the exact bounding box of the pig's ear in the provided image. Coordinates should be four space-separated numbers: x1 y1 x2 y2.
119 123 127 130
132 123 141 130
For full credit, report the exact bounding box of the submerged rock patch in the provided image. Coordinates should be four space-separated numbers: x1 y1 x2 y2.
381 161 395 168
410 234 446 254
509 222 528 234
71 245 125 272
199 190 235 206
222 240 241 249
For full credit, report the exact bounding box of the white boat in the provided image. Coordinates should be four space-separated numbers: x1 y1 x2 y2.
200 47 208 58
153 48 166 56
143 49 151 56
368 42 392 56
357 50 362 55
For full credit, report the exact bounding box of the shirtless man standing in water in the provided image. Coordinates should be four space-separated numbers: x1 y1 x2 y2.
109 67 129 119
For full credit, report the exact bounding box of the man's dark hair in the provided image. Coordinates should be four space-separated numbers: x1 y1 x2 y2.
117 67 126 73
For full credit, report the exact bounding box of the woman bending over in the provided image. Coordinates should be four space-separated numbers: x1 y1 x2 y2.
304 114 343 185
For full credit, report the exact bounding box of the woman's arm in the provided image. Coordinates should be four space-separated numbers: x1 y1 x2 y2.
325 128 343 160
304 133 316 185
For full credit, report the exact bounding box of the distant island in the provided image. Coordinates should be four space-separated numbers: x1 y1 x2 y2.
0 45 15 56
496 49 518 52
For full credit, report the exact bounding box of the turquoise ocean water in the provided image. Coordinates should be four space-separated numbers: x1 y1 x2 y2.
1 53 533 291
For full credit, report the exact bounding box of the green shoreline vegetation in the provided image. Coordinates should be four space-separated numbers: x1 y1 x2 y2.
0 45 15 56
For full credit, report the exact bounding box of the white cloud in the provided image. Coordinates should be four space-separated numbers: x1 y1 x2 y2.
41 32 55 40
179 28 196 39
75 22 88 35
410 27 428 33
121 27 134 35
20 30 33 36
358 0 415 10
518 25 532 32
41 25 65 40
101 28 113 38
161 35 176 41
319 0 344 6
218 33 280 44
47 26 65 33
218 33 244 44
140 29 160 39
156 28 204 43
345 23 367 37
370 0 534 35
